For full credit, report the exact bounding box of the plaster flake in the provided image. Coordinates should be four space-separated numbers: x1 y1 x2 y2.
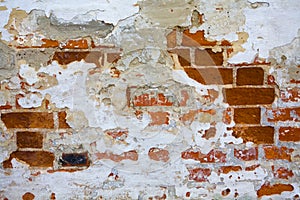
17 93 43 108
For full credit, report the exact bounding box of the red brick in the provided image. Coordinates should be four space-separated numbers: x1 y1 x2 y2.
16 132 43 149
267 107 300 122
60 152 89 167
61 39 88 49
281 88 300 102
181 149 226 163
273 166 294 179
180 109 216 124
245 164 260 171
234 147 258 161
41 38 59 48
236 67 264 85
232 126 274 144
0 102 12 110
1 112 54 129
222 107 232 125
234 107 260 124
22 192 35 200
195 49 223 66
148 111 169 126
257 183 294 198
279 127 300 142
168 49 190 66
58 111 70 129
219 166 242 174
184 67 232 85
3 151 54 168
95 150 138 162
105 129 128 141
132 93 173 107
167 30 177 48
187 167 211 182
182 30 217 47
264 146 294 161
148 147 169 162
223 88 275 105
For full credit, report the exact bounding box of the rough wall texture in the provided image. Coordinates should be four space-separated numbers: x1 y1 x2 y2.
0 0 299 199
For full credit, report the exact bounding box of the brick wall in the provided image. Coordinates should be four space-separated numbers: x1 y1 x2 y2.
0 1 299 199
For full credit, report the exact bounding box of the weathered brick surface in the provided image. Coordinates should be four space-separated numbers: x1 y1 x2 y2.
182 30 217 47
264 146 294 161
168 49 190 66
223 88 275 105
257 183 294 198
148 111 169 126
234 107 261 124
181 149 226 163
1 112 54 129
279 127 300 142
232 126 274 144
194 49 223 66
236 67 264 85
148 147 169 162
267 107 300 122
183 67 233 85
234 147 258 161
187 167 211 182
58 111 70 129
16 131 43 148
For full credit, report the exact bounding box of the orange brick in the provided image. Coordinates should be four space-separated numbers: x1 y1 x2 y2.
223 88 275 105
1 112 54 129
16 132 43 149
184 67 232 85
273 166 294 179
107 52 121 63
133 93 173 107
232 126 274 144
236 67 264 85
267 107 300 122
279 127 300 142
148 147 169 162
281 88 300 102
41 38 59 48
264 146 294 161
195 49 223 66
168 49 190 66
3 151 54 168
219 166 242 174
22 192 35 200
257 183 294 198
61 39 88 49
187 167 211 182
234 147 258 161
148 111 169 126
58 111 70 129
182 30 217 47
234 107 261 124
181 149 226 163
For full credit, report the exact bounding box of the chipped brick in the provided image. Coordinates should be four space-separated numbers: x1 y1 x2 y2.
232 126 274 144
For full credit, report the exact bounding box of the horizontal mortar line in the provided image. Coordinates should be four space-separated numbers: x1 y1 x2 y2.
0 110 56 113
233 124 270 127
230 105 271 108
15 148 46 151
184 66 232 68
224 85 276 88
6 128 57 132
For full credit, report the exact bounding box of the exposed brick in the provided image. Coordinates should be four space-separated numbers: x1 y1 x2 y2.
168 49 190 66
95 150 138 162
187 167 211 182
183 67 232 85
202 127 216 139
264 146 294 161
195 49 223 66
219 166 242 174
234 147 258 161
223 88 275 105
257 183 294 198
107 52 121 63
167 30 177 48
273 166 294 179
148 147 169 162
0 102 12 110
132 93 173 107
236 67 264 85
148 111 169 126
16 132 43 149
234 107 261 124
3 151 54 168
61 39 88 49
22 192 35 200
267 107 300 122
182 30 217 47
58 111 70 129
105 129 128 141
222 107 232 125
1 112 54 129
245 164 260 171
232 126 274 144
281 88 300 102
60 152 90 167
41 38 59 48
221 188 231 196
51 51 103 67
180 109 216 124
279 127 300 142
181 149 226 163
